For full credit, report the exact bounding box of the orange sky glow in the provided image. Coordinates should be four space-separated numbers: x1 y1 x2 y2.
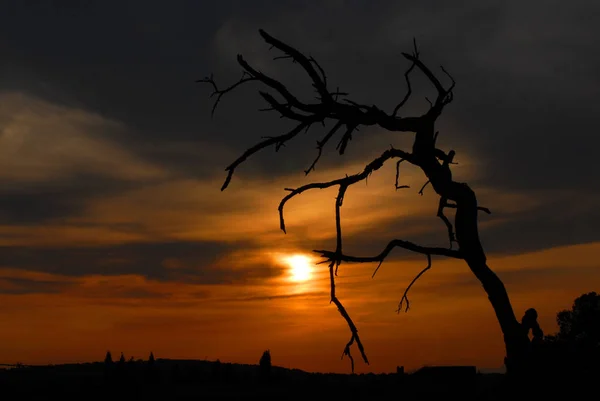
2 2 600 376
0 94 597 373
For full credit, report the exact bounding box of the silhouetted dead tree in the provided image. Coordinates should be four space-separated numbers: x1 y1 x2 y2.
200 29 539 375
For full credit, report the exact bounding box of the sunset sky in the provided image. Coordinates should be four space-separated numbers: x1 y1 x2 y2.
1 0 599 374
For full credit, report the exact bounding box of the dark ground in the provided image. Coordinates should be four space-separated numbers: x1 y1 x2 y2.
0 359 592 400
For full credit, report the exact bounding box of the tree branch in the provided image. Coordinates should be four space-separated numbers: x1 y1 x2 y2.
196 72 256 118
312 172 370 372
259 29 331 103
328 260 368 372
278 147 413 233
201 31 433 191
392 38 418 117
445 203 492 214
315 242 458 314
437 197 456 248
333 183 347 275
336 122 359 155
304 121 344 175
203 29 473 372
394 158 410 190
397 254 432 313
314 238 461 275
401 52 455 119
221 119 320 191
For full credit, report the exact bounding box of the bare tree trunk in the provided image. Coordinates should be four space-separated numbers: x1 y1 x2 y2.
413 123 530 375
201 28 539 375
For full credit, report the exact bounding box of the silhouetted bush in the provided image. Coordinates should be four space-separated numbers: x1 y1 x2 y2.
144 352 158 383
259 349 271 381
148 352 155 366
103 351 114 381
538 292 600 376
556 292 599 346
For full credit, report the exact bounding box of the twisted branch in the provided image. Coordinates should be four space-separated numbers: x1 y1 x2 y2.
278 147 412 233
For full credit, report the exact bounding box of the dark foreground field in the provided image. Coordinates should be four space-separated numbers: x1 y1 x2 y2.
0 359 591 400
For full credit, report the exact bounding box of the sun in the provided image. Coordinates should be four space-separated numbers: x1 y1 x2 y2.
284 254 313 282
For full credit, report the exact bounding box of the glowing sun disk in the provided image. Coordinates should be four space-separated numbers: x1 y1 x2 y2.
284 255 312 282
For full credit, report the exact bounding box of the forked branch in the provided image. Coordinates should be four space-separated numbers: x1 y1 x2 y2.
197 72 256 117
326 183 369 371
397 254 432 313
328 259 368 372
392 38 419 117
305 121 344 175
314 239 461 276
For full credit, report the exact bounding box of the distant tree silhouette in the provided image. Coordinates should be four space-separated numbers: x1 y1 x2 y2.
113 352 126 382
555 292 599 345
540 292 600 373
259 349 272 379
104 351 113 365
144 352 158 383
201 29 540 375
103 350 114 381
148 352 155 365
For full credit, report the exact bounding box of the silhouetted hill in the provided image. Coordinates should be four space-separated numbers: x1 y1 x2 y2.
0 359 592 400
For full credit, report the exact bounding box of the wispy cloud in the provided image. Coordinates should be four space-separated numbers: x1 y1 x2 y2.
0 92 167 183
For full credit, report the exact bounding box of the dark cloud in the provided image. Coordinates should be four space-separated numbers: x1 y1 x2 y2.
398 192 600 256
1 1 599 268
0 0 269 145
0 240 276 284
0 173 140 225
496 264 600 289
228 290 328 303
478 197 600 255
414 263 600 305
0 277 69 295
294 190 600 260
200 0 600 250
0 275 176 298
212 0 599 194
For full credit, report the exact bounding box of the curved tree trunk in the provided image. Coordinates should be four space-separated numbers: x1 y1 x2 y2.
202 28 540 376
413 121 531 375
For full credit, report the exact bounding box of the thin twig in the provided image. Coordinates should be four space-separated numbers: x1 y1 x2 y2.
397 254 432 313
